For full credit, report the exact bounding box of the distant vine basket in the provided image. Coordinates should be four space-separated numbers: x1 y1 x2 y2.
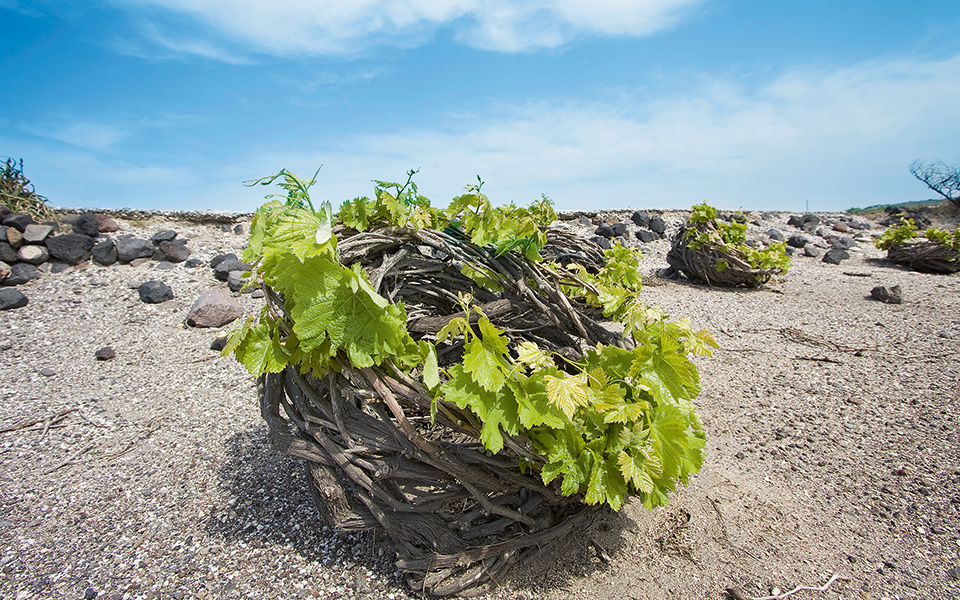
885 240 960 274
257 227 613 596
666 225 784 287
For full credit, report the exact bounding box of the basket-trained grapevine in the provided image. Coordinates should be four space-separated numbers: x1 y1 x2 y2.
667 203 790 287
226 170 714 595
875 218 960 274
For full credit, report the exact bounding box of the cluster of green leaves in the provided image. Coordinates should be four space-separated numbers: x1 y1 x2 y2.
1 157 55 221
444 179 557 262
338 169 440 233
875 218 960 253
557 244 645 319
228 169 712 511
685 202 790 274
436 300 714 510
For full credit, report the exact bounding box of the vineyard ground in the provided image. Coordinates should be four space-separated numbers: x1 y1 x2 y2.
1 207 958 600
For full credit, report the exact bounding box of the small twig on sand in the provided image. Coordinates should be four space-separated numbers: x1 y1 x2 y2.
0 407 77 434
43 441 96 475
748 573 849 600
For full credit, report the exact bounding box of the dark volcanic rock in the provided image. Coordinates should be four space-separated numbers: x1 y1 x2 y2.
822 248 850 265
213 257 251 282
183 258 204 269
153 240 191 263
227 270 249 293
115 238 155 263
209 253 238 269
46 234 96 265
787 235 808 248
151 230 178 244
2 212 36 232
631 211 650 228
611 222 628 237
590 236 612 250
765 229 784 241
635 229 659 243
210 336 228 351
648 215 667 235
0 242 19 263
594 224 615 238
91 240 118 265
233 224 244 235
138 280 174 304
803 246 822 258
186 288 243 328
871 285 903 305
72 212 101 237
95 346 117 361
0 288 28 310
2 263 39 286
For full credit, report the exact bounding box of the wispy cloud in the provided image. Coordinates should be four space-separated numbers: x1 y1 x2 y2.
0 0 47 18
302 53 960 210
109 21 255 64
105 0 705 59
23 122 131 152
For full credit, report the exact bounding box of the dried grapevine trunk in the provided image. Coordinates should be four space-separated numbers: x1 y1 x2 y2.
257 225 614 596
886 240 960 274
667 225 781 287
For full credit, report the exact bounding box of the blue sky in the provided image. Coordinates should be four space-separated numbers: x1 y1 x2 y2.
3 1 960 213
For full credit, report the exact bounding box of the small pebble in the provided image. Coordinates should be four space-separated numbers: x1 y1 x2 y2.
95 346 116 361
39 367 55 377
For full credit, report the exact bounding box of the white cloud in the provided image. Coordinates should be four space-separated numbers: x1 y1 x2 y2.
23 122 131 152
299 53 960 211
107 0 704 57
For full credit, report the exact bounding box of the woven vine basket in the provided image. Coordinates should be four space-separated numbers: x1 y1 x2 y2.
256 226 616 596
666 225 784 287
885 240 960 274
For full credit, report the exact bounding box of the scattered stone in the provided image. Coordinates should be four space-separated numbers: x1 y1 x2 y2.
0 242 17 263
630 211 650 228
765 229 784 241
129 258 152 268
96 214 120 233
648 215 667 236
590 236 612 250
220 224 233 233
833 222 850 233
210 336 228 352
822 248 850 265
611 222 628 237
251 289 264 299
2 212 36 232
49 263 71 274
0 288 28 310
947 566 960 581
91 240 118 265
46 233 96 265
213 257 251 282
787 215 803 228
72 212 101 237
837 236 858 249
786 235 808 248
22 224 53 243
115 238 156 263
155 261 175 270
17 245 49 265
635 229 659 243
153 240 191 263
138 280 174 304
803 246 822 258
6 227 24 249
594 224 615 238
870 285 902 304
183 258 204 269
38 367 55 377
576 216 592 227
186 288 243 328
151 230 178 243
801 215 820 231
233 224 244 235
84 587 98 600
209 253 238 269
0 261 8 282
227 270 249 293
95 346 117 361
3 263 39 286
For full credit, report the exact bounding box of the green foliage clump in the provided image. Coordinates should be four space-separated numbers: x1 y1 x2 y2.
1 158 55 222
685 203 790 274
227 169 713 511
875 218 960 253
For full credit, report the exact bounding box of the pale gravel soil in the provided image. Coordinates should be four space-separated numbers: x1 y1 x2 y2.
1 211 959 600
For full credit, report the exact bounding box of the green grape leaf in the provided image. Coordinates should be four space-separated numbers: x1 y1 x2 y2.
618 450 656 494
544 372 589 418
234 319 290 375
